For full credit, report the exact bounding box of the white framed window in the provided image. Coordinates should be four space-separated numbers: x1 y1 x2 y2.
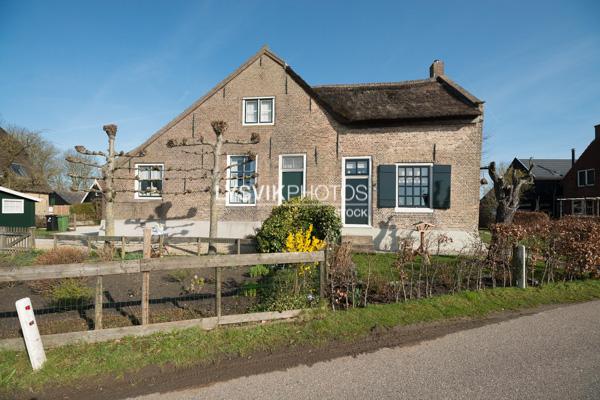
279 154 306 204
395 163 434 213
577 169 595 187
227 155 257 206
135 164 164 199
2 198 24 214
243 97 274 125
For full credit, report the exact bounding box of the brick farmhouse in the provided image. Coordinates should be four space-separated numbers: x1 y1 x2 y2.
112 47 484 252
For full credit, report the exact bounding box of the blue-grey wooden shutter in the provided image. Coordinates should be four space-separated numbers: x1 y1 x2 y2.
377 165 396 208
432 165 451 209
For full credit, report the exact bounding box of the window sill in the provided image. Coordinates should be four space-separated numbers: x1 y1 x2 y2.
394 207 434 213
226 203 257 207
242 122 274 126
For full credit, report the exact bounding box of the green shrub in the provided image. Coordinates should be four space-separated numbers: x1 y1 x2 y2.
249 264 270 278
255 197 341 253
49 279 93 307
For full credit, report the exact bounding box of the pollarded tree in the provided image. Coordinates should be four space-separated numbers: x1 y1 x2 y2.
488 161 534 224
66 124 146 238
166 120 260 253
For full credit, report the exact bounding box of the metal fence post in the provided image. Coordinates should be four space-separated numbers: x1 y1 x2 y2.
513 245 527 289
142 227 152 325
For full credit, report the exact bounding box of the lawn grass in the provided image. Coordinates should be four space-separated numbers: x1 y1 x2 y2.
352 252 457 280
34 228 56 239
2 280 600 394
0 250 43 268
479 229 492 245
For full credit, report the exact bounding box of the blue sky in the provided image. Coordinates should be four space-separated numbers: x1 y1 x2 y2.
1 0 599 165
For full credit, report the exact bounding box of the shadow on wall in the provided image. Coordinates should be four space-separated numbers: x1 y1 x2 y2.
123 202 198 236
373 216 399 251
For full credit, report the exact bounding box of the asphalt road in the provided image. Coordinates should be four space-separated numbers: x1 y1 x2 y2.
129 301 600 400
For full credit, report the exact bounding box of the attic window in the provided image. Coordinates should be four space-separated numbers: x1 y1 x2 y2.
135 164 164 199
243 97 274 125
577 169 595 187
10 163 27 177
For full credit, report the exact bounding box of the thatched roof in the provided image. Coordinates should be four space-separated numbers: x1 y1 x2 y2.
312 77 482 124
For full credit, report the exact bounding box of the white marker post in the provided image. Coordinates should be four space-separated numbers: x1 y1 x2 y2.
15 297 46 370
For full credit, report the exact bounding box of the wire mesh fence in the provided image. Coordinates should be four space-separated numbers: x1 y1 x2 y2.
0 250 326 339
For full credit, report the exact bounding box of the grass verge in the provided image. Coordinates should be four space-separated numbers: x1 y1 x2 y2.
2 280 600 394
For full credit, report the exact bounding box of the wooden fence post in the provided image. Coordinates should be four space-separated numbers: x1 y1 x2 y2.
215 267 222 321
95 276 103 329
53 235 58 250
29 227 36 249
142 227 152 325
158 234 164 257
121 236 126 260
513 245 527 289
236 239 241 255
197 238 202 256
319 248 328 300
86 238 91 253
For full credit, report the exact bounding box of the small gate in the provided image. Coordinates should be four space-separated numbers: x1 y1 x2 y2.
0 227 34 252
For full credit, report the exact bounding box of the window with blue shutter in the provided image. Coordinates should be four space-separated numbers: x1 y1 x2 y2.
432 165 451 209
377 165 396 208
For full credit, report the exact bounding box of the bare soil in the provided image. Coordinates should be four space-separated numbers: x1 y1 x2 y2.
13 304 562 400
0 266 260 339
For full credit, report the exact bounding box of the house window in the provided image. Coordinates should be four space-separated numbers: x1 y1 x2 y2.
243 97 274 125
280 154 305 202
397 165 431 208
9 163 27 177
2 199 24 214
135 164 164 199
572 199 584 215
227 155 257 205
577 169 595 187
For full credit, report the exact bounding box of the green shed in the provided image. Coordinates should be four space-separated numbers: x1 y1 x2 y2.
0 186 40 228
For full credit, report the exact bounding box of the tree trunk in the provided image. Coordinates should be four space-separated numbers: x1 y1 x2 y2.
207 131 223 255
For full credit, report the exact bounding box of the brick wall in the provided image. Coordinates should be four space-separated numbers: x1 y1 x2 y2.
113 54 483 240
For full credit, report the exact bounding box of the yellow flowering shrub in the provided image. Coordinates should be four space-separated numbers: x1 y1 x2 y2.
285 224 325 277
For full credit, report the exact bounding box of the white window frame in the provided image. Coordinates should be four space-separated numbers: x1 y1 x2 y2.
278 154 306 205
577 169 595 187
226 154 258 207
242 97 275 126
134 163 164 200
341 156 372 228
395 163 434 213
2 198 24 214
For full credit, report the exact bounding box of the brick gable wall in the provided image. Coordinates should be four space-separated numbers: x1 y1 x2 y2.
112 54 483 248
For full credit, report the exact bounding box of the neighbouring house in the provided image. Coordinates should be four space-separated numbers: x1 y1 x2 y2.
0 186 40 228
559 124 600 216
52 179 103 206
0 127 53 220
111 46 484 252
509 157 573 217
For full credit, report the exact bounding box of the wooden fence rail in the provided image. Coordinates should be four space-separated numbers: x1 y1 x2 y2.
53 233 254 257
1 228 326 333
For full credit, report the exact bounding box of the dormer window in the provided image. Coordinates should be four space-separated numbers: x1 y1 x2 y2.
243 97 274 125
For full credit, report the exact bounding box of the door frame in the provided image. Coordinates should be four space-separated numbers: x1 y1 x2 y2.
278 153 307 205
341 156 372 227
